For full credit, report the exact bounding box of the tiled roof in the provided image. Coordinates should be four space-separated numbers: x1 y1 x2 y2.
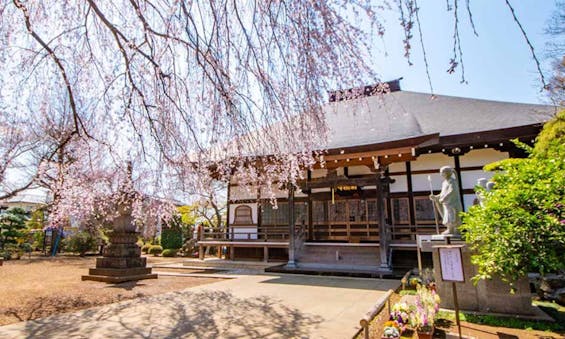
323 91 555 150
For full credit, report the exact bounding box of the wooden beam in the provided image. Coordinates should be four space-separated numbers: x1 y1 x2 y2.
322 147 414 162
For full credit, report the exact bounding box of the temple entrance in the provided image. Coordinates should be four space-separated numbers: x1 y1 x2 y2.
311 199 380 242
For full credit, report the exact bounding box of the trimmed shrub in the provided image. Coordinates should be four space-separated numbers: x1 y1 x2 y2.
161 219 183 250
148 245 163 256
141 244 151 254
162 249 177 257
64 231 97 256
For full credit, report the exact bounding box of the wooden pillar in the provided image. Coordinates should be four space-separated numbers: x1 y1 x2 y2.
199 245 204 260
229 246 235 260
307 170 313 241
307 194 313 241
226 184 231 240
453 155 465 210
377 169 391 271
287 185 297 268
263 246 269 262
406 161 417 238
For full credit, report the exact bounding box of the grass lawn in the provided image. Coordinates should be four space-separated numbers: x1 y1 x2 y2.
0 254 221 326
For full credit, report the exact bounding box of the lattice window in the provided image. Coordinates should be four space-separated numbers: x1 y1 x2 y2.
261 201 307 226
348 200 367 222
261 202 287 226
392 198 410 224
329 201 347 222
414 196 436 224
233 205 253 225
312 201 326 224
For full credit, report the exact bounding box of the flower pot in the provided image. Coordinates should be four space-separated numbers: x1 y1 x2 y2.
416 327 434 339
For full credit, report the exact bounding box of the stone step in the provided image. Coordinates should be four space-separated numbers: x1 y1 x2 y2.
88 267 153 277
96 257 147 269
81 273 158 283
182 259 278 270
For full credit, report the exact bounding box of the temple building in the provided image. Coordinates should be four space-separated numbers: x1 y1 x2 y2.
198 80 556 274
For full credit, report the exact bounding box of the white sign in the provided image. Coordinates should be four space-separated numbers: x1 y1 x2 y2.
438 247 465 282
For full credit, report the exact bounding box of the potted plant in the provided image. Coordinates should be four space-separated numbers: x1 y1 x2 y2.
390 302 410 333
381 320 401 339
410 285 440 339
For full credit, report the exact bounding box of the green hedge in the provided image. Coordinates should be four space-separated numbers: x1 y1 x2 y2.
162 249 177 257
148 245 163 256
141 244 151 254
161 221 183 250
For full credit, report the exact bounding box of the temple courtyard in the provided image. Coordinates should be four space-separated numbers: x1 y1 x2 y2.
0 256 400 338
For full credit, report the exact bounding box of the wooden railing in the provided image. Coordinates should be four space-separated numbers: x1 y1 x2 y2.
200 224 447 243
390 224 447 241
199 226 292 242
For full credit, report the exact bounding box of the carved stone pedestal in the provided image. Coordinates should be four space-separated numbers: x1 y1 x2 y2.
82 213 157 283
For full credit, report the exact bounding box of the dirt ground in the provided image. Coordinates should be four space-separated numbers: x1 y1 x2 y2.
0 255 221 326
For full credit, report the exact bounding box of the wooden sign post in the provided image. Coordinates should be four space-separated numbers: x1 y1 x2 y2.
436 245 465 339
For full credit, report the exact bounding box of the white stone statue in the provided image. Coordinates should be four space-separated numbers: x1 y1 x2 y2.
474 178 488 207
430 166 463 235
486 181 495 191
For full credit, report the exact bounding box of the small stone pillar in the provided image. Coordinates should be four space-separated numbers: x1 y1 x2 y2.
82 202 157 283
432 241 534 315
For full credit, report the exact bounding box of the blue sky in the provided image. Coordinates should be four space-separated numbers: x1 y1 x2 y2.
370 0 559 104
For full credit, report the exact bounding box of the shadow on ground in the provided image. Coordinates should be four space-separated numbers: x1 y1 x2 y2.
260 274 397 291
6 290 323 338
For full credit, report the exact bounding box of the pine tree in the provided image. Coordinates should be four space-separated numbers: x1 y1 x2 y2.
0 207 28 249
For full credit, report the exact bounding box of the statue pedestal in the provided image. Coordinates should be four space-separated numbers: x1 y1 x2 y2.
432 242 535 315
82 215 157 283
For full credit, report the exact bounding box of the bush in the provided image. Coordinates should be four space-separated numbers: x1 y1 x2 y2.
141 243 152 254
1 244 23 260
64 231 97 256
148 245 163 256
462 110 565 284
161 217 183 250
162 249 177 257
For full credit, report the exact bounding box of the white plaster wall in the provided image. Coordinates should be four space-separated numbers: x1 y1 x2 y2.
459 148 508 168
412 173 443 193
295 189 308 198
229 203 258 225
362 185 376 190
411 153 454 171
390 175 407 193
260 185 288 199
388 162 405 172
348 165 373 176
229 185 257 200
312 188 331 193
337 167 345 177
231 226 258 240
311 168 327 179
460 169 494 190
463 194 477 212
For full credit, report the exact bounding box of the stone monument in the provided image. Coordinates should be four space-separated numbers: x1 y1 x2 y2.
82 167 157 283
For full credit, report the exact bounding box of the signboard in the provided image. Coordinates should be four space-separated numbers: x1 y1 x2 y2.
438 246 465 282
